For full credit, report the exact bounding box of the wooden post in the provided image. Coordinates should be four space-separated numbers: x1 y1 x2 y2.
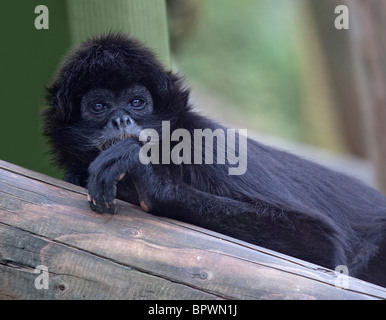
0 159 385 300
349 0 386 194
66 0 171 69
306 0 367 157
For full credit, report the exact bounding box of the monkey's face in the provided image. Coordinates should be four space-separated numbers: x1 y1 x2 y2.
80 84 153 151
44 33 190 170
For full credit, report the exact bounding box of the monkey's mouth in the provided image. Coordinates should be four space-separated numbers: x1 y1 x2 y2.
95 132 136 151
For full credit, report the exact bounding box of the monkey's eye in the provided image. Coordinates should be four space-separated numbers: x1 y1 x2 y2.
91 103 107 114
129 99 145 109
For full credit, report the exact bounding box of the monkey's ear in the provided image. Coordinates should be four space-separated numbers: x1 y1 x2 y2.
45 81 75 124
45 46 87 124
44 84 65 123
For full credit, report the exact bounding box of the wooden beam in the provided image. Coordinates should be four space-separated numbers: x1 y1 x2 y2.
0 159 385 300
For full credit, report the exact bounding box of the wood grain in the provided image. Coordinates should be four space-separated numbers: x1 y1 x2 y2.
0 159 385 300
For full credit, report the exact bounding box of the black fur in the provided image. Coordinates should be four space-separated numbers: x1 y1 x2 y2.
43 33 386 287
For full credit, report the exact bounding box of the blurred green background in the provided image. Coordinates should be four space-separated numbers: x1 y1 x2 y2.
0 0 377 186
175 0 304 141
0 0 306 179
0 0 69 178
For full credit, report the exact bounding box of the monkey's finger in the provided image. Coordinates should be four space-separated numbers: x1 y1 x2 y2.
105 199 117 214
140 200 152 213
131 178 153 213
88 191 117 214
103 181 117 204
88 195 104 214
87 191 107 213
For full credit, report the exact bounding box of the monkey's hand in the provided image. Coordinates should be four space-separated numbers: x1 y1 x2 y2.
87 139 141 214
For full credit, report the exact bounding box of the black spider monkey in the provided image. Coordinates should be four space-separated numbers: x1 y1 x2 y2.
43 33 386 287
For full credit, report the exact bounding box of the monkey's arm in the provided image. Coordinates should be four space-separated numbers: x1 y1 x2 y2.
86 139 346 269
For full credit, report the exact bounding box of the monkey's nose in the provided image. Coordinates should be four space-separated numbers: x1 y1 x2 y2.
110 114 132 129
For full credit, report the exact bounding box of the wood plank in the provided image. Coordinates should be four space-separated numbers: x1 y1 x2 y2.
0 225 217 300
0 159 385 300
